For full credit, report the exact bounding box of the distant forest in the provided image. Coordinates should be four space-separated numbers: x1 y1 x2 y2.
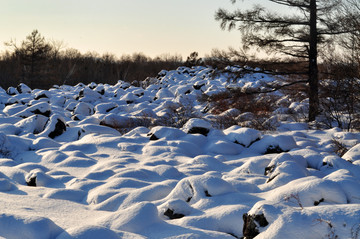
0 30 186 90
1 28 359 93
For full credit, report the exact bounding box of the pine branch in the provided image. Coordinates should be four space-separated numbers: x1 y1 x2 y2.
269 0 310 8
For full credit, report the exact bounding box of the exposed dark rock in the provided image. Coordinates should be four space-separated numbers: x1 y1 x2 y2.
16 85 23 94
97 89 105 95
187 127 210 136
184 90 191 95
234 140 246 147
322 161 333 167
26 176 36 187
16 83 31 94
148 133 159 141
205 190 211 197
314 198 324 206
181 69 190 74
72 115 80 121
135 92 144 97
201 105 210 114
266 173 279 183
77 129 85 140
126 100 134 104
164 208 185 219
226 232 239 238
105 107 117 113
34 93 49 100
48 119 67 139
6 87 17 96
31 109 51 117
75 83 85 88
121 83 130 90
248 138 261 147
88 84 97 89
234 138 260 148
264 145 287 154
186 183 194 202
264 165 275 176
193 83 205 90
5 100 19 107
243 213 269 239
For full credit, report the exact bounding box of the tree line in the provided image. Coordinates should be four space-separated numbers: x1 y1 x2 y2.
0 30 183 90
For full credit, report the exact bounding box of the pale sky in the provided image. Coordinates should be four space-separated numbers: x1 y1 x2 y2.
0 0 276 59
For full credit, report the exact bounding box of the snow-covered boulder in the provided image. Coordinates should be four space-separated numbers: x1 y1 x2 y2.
262 153 310 190
38 115 67 139
25 168 63 187
120 92 137 104
17 83 32 94
73 102 94 116
94 102 118 114
78 88 102 103
342 143 360 163
101 202 161 233
155 88 174 100
34 90 51 100
100 114 136 129
0 213 63 239
3 103 27 116
6 87 19 95
15 114 48 135
264 176 348 207
14 101 51 118
0 133 14 157
224 126 261 147
162 175 235 204
147 126 186 141
249 135 298 154
182 118 212 136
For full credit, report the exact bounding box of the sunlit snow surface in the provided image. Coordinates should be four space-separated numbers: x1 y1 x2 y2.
0 66 359 238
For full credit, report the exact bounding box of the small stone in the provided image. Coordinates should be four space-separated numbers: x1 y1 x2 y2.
164 208 185 220
26 176 36 187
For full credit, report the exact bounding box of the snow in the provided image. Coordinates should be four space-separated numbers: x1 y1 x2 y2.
0 66 359 238
343 143 360 163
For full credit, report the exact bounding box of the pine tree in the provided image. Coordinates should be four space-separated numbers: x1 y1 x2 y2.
215 0 354 121
14 30 52 88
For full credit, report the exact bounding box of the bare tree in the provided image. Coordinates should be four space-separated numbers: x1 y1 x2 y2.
215 0 355 121
49 39 66 59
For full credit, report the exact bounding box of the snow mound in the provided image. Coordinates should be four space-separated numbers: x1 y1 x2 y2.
102 202 161 233
224 125 261 147
182 118 212 136
342 143 360 163
0 213 63 239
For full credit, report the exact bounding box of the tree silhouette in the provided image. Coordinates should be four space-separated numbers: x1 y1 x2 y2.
185 52 202 67
7 30 52 88
215 0 355 121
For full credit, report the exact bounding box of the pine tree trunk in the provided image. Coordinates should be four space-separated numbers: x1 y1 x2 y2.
308 0 319 121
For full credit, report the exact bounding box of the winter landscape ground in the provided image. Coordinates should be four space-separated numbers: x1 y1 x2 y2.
0 66 359 238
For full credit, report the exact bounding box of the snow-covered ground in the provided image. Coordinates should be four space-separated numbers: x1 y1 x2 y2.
0 66 359 238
